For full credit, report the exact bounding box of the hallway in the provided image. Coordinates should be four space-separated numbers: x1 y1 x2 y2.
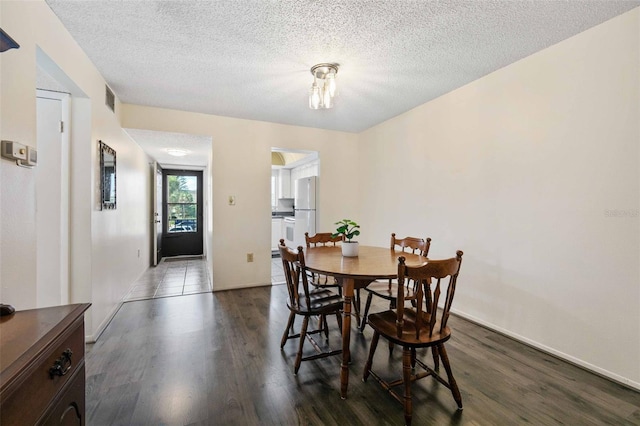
123 257 211 301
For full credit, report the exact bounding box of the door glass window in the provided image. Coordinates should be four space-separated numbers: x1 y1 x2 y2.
167 174 197 233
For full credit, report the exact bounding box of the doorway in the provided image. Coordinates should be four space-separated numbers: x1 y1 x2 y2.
270 148 319 284
36 89 70 307
162 169 204 257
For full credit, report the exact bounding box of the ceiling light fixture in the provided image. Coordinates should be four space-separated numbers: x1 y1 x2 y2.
309 63 338 110
166 148 189 157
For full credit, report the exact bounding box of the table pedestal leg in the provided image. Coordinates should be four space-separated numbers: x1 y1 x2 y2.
341 278 354 399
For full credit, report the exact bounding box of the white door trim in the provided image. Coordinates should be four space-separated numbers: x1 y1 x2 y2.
36 89 71 306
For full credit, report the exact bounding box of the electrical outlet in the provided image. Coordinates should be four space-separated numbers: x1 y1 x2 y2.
247 253 254 262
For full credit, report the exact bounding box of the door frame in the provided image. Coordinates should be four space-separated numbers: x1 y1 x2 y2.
151 162 163 265
36 89 71 306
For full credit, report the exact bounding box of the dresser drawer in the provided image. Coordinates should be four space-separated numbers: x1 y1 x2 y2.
39 364 85 426
1 316 85 426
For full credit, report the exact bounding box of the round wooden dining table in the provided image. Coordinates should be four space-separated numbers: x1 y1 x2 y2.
303 245 427 399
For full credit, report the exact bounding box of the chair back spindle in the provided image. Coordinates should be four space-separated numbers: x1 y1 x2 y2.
304 233 343 288
279 239 312 310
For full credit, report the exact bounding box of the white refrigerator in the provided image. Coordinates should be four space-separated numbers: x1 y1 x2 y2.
293 176 317 248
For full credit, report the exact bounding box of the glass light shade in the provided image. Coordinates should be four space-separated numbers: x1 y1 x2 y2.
309 63 339 110
326 73 336 97
309 83 320 109
322 84 333 108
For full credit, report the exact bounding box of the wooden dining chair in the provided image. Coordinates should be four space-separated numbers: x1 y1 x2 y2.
304 232 342 291
278 241 344 374
363 251 464 426
359 233 431 332
305 232 362 327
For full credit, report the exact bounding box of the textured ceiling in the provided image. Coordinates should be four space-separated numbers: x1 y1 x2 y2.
124 128 211 169
46 0 638 135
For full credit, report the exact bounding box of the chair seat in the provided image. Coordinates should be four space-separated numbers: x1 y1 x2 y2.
290 291 343 315
359 280 416 332
363 280 396 299
309 287 336 298
367 309 451 347
364 280 418 300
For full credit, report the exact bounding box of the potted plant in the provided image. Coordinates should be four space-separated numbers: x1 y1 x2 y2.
332 219 360 257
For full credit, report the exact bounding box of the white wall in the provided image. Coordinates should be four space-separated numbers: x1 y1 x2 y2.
0 1 151 339
0 1 39 308
358 9 640 388
121 105 359 290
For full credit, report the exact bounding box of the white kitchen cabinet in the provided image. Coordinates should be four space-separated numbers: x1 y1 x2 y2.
278 169 291 198
271 218 283 250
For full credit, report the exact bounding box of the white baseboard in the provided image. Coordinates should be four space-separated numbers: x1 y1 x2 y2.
451 309 640 392
85 301 123 343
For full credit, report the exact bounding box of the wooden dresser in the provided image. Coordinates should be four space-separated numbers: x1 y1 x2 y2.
0 303 91 425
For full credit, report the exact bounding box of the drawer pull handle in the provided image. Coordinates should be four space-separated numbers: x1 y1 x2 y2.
49 348 73 378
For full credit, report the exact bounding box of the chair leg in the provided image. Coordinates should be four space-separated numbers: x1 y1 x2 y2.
402 347 413 426
388 297 397 355
438 344 463 409
323 315 329 339
322 315 329 340
411 347 416 369
281 311 295 348
336 312 342 334
362 331 380 382
431 346 440 371
359 292 374 332
294 316 309 375
353 289 361 327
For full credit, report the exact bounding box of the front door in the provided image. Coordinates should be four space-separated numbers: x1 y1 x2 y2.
151 162 163 265
162 170 203 257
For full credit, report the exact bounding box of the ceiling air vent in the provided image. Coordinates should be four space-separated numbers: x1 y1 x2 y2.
105 85 115 112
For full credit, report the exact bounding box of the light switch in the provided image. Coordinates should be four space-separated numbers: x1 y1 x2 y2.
19 146 37 166
228 195 236 206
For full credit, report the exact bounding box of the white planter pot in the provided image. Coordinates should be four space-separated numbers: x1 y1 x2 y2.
342 241 359 257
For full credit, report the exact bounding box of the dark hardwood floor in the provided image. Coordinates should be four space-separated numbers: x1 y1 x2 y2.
86 286 640 425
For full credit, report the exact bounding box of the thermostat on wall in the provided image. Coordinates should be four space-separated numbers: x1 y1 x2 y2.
1 140 27 161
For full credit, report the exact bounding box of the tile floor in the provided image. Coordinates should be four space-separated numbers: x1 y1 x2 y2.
271 254 285 284
125 255 284 302
123 257 212 302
